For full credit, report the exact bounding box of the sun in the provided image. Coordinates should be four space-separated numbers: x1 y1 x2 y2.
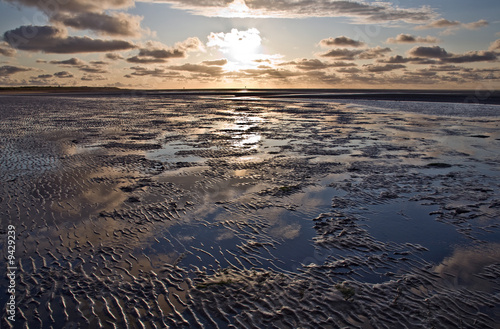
217 0 252 18
207 28 262 68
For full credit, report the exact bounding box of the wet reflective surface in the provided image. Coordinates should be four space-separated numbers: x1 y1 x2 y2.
1 93 499 328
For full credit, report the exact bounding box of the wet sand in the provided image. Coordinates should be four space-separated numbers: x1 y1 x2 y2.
1 92 499 328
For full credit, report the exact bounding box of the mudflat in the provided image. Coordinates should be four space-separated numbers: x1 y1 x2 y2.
1 91 499 328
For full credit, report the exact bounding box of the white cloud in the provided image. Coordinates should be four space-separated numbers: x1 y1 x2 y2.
142 0 436 23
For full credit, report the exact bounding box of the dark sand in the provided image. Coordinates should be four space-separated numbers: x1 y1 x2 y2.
1 92 499 328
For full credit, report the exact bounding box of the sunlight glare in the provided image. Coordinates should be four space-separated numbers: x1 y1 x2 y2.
217 0 252 18
207 28 262 67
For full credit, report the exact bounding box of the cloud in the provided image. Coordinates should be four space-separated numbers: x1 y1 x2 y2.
279 58 331 71
408 46 449 58
51 12 145 37
386 34 438 44
279 58 357 71
319 48 364 60
3 25 136 53
416 19 461 29
138 47 185 59
358 46 391 59
54 71 74 78
440 51 497 64
0 42 16 57
462 19 489 30
127 38 203 63
319 46 391 60
167 63 224 76
90 60 108 65
202 59 228 66
4 0 144 37
4 0 134 14
78 66 108 73
363 64 406 72
336 67 361 73
106 53 124 60
319 36 364 48
416 19 489 34
489 39 500 51
49 57 109 73
150 0 436 23
427 65 463 72
36 74 53 79
377 55 437 65
128 66 181 78
239 67 302 80
49 57 86 66
408 46 497 63
81 74 107 81
177 37 205 52
126 56 168 64
0 65 32 76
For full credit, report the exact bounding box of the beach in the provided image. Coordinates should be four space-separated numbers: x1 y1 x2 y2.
1 91 499 328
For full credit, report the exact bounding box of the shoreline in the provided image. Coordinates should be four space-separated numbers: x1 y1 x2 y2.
1 87 500 104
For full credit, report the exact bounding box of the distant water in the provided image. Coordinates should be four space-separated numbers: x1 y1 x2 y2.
323 99 500 117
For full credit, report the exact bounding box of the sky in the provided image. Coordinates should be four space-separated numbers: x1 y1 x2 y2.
0 0 499 89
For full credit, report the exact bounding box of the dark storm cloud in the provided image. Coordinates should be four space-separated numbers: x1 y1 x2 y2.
3 26 137 53
386 34 438 44
0 65 32 76
319 36 364 48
